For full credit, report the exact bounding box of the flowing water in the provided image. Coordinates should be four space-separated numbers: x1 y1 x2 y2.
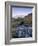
15 25 32 38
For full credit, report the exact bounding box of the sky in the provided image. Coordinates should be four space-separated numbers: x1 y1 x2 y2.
12 7 32 18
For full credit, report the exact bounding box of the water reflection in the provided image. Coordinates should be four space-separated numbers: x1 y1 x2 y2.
15 24 32 38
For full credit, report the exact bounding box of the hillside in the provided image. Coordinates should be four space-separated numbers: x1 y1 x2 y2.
11 13 32 28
